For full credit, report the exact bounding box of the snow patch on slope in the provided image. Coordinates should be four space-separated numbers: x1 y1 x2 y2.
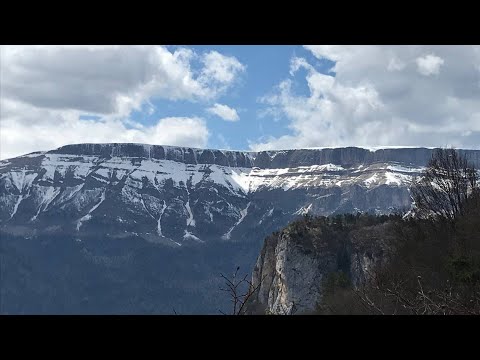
184 230 203 243
9 169 36 193
294 203 313 215
95 167 111 179
364 173 379 187
157 201 167 236
40 154 101 181
258 208 275 225
8 195 24 221
222 202 251 240
76 191 106 231
183 183 196 227
385 172 412 186
185 200 195 227
228 164 346 192
31 187 61 221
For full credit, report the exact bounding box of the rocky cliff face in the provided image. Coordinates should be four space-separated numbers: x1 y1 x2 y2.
249 220 401 314
250 231 332 314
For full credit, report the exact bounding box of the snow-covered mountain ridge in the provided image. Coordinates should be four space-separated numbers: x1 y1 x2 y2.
2 143 480 247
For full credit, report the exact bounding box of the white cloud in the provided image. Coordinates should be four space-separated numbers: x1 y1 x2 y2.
0 98 208 159
304 45 357 63
252 45 480 151
200 51 246 85
387 57 406 72
416 54 445 76
206 103 240 121
1 45 245 116
0 45 244 159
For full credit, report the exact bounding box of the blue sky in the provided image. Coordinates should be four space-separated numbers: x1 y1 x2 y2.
126 45 334 150
1 45 480 159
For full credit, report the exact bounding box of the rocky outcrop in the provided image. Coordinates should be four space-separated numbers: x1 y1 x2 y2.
250 231 334 314
45 143 480 169
50 143 256 168
254 147 480 169
249 220 397 314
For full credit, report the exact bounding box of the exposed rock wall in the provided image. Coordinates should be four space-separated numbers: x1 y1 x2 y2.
250 221 396 314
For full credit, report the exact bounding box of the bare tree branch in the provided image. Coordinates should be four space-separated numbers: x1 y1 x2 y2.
411 148 477 222
219 267 266 315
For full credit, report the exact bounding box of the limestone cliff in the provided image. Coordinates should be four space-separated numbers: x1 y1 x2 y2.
249 217 397 314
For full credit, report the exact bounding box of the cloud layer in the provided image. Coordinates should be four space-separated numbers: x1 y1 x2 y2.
207 103 240 121
2 45 480 159
416 54 444 76
0 96 209 159
252 45 480 151
0 45 244 159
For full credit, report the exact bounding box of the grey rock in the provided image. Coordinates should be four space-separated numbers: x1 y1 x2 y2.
250 221 397 314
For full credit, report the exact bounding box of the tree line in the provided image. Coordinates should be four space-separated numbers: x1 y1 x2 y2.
318 148 480 315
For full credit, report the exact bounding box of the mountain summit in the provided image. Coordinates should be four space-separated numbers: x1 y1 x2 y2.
5 143 479 244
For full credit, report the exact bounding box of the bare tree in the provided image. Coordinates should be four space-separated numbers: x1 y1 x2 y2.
354 268 480 315
411 148 477 222
219 267 264 315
